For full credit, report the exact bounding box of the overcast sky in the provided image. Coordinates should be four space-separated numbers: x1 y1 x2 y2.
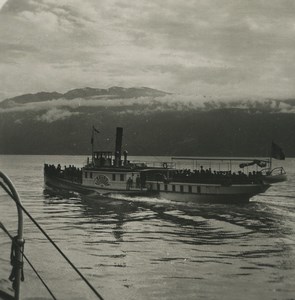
1 0 295 100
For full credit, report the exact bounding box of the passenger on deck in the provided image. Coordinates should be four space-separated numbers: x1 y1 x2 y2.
136 175 140 188
127 177 133 190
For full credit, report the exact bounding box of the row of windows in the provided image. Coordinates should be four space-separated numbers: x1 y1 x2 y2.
157 184 201 194
84 172 125 181
112 174 125 181
84 172 93 179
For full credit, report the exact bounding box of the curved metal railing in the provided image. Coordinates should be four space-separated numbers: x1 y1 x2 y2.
0 171 104 300
0 171 24 300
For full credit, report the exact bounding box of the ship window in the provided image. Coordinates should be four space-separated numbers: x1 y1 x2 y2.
180 185 184 193
197 186 201 194
112 174 116 181
85 172 88 178
120 174 124 181
164 184 168 191
157 183 160 191
90 172 93 179
172 185 175 192
188 186 192 193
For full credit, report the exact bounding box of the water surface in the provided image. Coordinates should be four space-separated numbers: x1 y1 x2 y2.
0 155 294 300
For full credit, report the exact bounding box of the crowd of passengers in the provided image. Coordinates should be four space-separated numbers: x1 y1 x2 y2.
44 164 82 183
170 166 264 184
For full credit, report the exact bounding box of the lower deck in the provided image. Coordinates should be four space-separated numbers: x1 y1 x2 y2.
44 165 271 201
147 180 270 202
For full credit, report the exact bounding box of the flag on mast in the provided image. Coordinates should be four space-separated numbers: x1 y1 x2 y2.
93 126 100 134
91 126 99 144
271 142 285 160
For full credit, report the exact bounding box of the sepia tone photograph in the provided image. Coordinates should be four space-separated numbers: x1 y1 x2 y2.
0 0 294 299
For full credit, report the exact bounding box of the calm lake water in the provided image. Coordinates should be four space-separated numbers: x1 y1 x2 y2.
0 155 295 300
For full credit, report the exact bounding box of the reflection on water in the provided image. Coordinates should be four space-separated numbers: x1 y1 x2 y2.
43 187 286 245
0 156 295 300
41 184 295 300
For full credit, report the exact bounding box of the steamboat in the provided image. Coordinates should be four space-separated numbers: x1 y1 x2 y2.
44 127 287 203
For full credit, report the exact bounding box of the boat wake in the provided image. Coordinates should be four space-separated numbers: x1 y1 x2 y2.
107 193 176 205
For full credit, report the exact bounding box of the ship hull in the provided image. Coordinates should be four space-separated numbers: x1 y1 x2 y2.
147 181 270 203
45 173 270 202
156 192 253 203
44 174 91 193
44 173 152 197
263 174 287 184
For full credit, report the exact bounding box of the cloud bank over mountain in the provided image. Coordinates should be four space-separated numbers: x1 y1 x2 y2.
0 86 294 156
35 108 80 123
1 87 295 123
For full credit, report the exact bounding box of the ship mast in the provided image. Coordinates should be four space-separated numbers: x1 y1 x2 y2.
114 127 123 167
91 126 100 165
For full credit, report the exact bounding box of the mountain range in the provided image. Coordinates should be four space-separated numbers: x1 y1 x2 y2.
0 86 168 108
0 86 294 157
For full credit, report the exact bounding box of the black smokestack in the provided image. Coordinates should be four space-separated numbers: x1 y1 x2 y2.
114 127 123 164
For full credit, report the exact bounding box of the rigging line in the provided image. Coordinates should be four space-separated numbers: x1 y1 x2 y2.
0 182 14 200
0 222 58 300
0 182 104 300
